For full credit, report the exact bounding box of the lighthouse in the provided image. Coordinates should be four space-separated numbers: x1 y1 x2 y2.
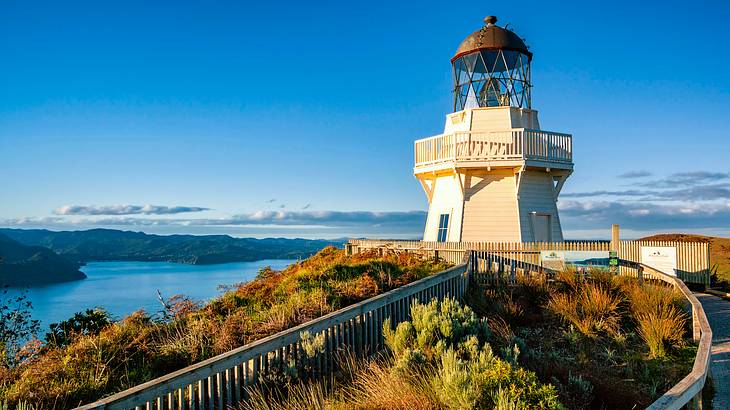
416 16 573 243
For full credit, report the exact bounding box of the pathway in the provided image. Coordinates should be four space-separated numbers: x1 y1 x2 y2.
695 293 730 408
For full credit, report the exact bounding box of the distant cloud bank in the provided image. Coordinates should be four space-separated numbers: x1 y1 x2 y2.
3 210 428 238
54 204 210 216
212 210 426 227
561 169 730 235
618 170 652 179
4 170 728 238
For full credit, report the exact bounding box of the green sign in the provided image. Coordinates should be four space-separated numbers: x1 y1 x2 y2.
609 251 618 270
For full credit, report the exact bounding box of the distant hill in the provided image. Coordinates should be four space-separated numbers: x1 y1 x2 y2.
640 233 730 286
0 228 343 265
0 233 86 286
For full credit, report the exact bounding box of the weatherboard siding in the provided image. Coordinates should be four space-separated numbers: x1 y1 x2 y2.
423 174 464 242
517 171 564 242
460 170 521 242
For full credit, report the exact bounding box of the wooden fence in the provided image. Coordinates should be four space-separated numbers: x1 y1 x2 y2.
347 239 711 285
76 256 471 409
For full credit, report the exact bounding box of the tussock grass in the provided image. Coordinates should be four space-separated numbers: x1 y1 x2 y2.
472 268 695 408
547 283 622 338
636 305 687 358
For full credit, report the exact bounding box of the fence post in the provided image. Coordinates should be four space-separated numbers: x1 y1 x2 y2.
637 265 644 283
610 224 620 253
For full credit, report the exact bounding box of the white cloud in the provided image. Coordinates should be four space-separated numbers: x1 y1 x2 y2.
618 170 652 178
53 204 210 216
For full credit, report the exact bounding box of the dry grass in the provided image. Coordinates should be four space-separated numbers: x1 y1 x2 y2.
238 355 440 410
547 283 622 338
339 359 439 410
636 304 687 358
622 281 685 317
240 382 331 410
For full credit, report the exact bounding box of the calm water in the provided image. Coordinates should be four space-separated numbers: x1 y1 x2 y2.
21 260 295 331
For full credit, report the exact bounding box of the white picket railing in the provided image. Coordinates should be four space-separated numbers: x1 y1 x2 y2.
347 239 711 285
413 129 573 169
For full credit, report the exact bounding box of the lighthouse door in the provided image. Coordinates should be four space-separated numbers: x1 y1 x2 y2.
531 214 551 242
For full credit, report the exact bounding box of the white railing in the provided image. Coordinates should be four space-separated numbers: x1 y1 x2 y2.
414 129 572 169
347 239 710 285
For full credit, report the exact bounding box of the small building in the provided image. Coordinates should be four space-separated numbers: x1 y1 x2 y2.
417 16 573 243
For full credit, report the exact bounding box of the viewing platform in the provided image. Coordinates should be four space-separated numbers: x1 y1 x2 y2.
413 129 573 175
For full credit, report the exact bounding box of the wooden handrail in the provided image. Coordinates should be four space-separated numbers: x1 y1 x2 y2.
636 261 712 410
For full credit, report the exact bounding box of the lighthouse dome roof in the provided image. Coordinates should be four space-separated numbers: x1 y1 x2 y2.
452 16 532 62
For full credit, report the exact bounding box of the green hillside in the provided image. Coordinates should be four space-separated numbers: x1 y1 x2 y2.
0 228 342 265
0 233 86 286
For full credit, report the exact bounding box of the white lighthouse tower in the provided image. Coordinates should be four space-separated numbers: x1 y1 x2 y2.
417 16 573 243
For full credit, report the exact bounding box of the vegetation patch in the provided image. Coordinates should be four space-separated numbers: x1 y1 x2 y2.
467 268 695 409
238 269 695 409
239 297 562 410
0 247 449 408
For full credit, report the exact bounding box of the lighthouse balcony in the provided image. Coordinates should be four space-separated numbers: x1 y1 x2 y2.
413 129 573 175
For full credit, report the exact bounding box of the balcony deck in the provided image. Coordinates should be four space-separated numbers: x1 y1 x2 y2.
414 129 573 174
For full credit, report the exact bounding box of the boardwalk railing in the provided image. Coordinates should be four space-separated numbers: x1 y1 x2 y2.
77 255 471 409
347 239 711 285
637 262 712 410
77 244 711 410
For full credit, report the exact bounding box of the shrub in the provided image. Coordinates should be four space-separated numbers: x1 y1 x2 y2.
385 297 561 409
383 297 489 365
636 304 687 358
547 284 621 338
493 387 525 410
46 308 111 348
0 288 40 367
622 281 685 318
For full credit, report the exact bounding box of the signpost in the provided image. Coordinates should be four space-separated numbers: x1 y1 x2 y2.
609 250 618 273
640 246 677 277
540 250 566 271
540 250 610 273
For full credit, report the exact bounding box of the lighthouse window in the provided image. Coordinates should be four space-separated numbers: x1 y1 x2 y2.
437 214 450 242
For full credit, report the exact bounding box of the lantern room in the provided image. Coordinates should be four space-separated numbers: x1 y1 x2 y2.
452 16 532 111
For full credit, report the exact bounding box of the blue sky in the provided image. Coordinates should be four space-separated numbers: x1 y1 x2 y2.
1 0 729 239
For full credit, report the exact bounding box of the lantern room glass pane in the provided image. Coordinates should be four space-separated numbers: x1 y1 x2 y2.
452 49 531 111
